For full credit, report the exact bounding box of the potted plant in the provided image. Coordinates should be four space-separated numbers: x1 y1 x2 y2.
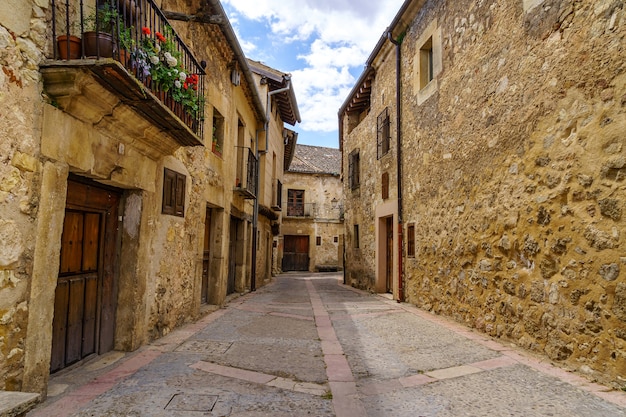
57 28 81 60
55 4 81 59
117 24 134 64
83 2 118 58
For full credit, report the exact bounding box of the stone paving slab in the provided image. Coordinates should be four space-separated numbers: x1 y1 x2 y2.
360 364 626 417
27 273 626 417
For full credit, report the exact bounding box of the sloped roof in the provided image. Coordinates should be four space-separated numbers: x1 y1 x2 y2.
247 59 301 126
288 144 341 175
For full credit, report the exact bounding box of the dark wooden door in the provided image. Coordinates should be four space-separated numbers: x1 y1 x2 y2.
282 235 309 271
51 180 120 373
386 217 393 293
227 217 238 295
201 208 211 304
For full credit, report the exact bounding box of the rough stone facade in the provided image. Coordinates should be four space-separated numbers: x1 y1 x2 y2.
341 0 626 387
281 145 344 272
0 0 297 397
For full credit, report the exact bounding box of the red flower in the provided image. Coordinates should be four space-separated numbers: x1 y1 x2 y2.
156 32 166 42
183 82 188 90
141 27 151 35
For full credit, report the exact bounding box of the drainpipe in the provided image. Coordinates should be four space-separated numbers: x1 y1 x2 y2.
251 76 291 291
387 30 404 303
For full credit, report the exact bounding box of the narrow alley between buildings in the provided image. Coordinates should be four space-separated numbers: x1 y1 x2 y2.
28 272 626 417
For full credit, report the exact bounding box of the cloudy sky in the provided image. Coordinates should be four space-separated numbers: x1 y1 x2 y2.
221 0 406 149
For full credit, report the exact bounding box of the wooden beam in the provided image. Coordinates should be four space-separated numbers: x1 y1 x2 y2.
162 11 223 24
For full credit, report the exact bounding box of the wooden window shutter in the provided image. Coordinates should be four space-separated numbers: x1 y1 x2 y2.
407 224 415 257
175 173 185 216
382 172 389 200
162 168 186 217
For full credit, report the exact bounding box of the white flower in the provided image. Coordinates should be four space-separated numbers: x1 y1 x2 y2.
149 55 159 65
179 72 187 81
154 44 161 53
164 52 177 67
174 80 182 88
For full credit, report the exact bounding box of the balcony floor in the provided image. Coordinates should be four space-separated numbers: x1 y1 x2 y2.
41 59 203 149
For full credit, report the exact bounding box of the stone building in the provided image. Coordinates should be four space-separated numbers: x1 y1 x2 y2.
0 0 297 399
280 144 344 273
340 0 626 386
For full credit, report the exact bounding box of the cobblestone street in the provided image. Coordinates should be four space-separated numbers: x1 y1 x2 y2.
28 272 626 417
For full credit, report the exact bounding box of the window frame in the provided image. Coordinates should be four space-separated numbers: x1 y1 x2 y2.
287 189 305 217
162 168 186 217
377 107 391 159
348 149 360 190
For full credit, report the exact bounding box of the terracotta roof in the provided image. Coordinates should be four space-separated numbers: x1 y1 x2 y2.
247 59 301 126
288 144 341 175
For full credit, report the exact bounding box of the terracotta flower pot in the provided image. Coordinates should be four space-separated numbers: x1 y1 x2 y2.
57 35 81 60
82 31 114 58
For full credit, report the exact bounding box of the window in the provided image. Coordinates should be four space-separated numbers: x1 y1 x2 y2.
162 168 186 217
212 109 224 156
377 107 391 159
287 189 305 216
354 225 360 248
414 19 442 105
334 236 338 243
316 236 321 246
419 37 434 90
348 149 360 190
407 224 415 257
382 172 389 200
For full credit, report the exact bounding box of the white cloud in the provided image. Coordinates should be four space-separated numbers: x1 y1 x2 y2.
222 0 405 143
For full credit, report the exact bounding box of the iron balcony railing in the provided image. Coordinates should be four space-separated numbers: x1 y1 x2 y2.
285 202 316 218
51 0 205 138
234 147 257 199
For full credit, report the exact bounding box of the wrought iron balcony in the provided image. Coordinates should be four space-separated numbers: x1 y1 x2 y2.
285 202 316 218
234 147 257 199
46 0 205 146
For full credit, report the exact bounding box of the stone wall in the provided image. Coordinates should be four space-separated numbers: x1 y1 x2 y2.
342 44 399 291
0 0 270 394
398 0 625 386
0 0 47 390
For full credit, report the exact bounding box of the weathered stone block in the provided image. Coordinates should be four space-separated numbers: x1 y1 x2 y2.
0 221 23 268
598 198 622 220
613 283 626 322
599 263 620 281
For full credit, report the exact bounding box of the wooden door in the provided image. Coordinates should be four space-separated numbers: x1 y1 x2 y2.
282 235 309 271
201 208 211 304
227 217 238 295
386 217 393 293
51 180 120 373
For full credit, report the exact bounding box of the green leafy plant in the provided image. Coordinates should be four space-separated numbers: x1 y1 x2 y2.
85 2 118 33
138 25 204 120
118 25 134 51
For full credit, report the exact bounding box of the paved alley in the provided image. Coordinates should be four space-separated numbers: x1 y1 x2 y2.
28 272 626 417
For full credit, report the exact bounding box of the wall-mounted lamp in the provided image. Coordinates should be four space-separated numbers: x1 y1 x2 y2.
331 197 338 209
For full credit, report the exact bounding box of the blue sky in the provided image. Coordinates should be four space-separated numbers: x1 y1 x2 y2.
221 0 406 149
